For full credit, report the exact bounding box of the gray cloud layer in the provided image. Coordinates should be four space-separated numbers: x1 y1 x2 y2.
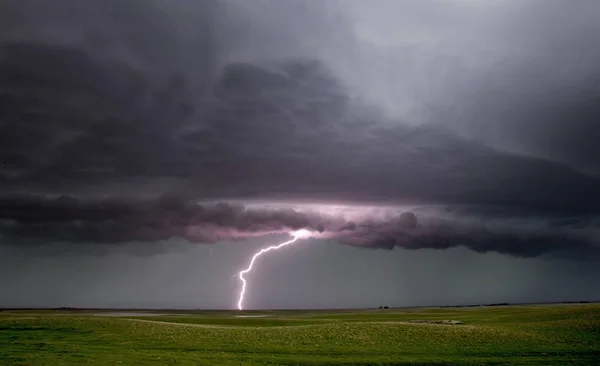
1 195 599 260
1 1 600 259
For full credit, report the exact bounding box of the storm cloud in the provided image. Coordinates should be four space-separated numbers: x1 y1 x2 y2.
1 195 599 260
1 0 600 261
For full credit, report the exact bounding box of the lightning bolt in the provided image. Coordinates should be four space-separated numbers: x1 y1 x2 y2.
236 229 312 310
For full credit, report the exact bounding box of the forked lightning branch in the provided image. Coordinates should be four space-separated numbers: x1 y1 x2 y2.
236 229 313 310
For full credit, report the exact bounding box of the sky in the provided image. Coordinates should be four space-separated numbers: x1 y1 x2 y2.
1 0 600 309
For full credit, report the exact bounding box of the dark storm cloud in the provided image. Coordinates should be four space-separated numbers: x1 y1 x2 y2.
1 1 600 259
2 46 600 210
1 195 599 260
364 0 600 175
0 195 323 244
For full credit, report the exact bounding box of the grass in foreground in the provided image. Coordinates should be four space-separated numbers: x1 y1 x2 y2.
1 304 599 365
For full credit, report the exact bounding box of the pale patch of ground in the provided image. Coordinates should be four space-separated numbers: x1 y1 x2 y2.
94 312 169 317
404 320 464 325
234 315 270 318
124 319 229 328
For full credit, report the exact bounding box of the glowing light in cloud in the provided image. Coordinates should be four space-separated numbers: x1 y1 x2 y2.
236 229 313 310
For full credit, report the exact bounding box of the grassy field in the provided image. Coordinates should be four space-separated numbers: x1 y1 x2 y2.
1 304 599 365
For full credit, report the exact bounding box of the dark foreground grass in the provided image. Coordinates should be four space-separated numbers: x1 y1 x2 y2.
1 304 599 365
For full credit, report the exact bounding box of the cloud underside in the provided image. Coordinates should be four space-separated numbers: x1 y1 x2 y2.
1 1 600 259
1 196 599 260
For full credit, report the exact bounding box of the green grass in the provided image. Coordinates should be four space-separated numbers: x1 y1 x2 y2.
1 304 599 365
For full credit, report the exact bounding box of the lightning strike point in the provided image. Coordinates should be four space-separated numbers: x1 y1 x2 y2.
236 229 313 310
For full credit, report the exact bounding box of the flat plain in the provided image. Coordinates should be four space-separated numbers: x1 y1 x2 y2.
1 304 599 365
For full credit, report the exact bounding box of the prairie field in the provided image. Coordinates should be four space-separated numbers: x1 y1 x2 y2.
1 304 599 365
